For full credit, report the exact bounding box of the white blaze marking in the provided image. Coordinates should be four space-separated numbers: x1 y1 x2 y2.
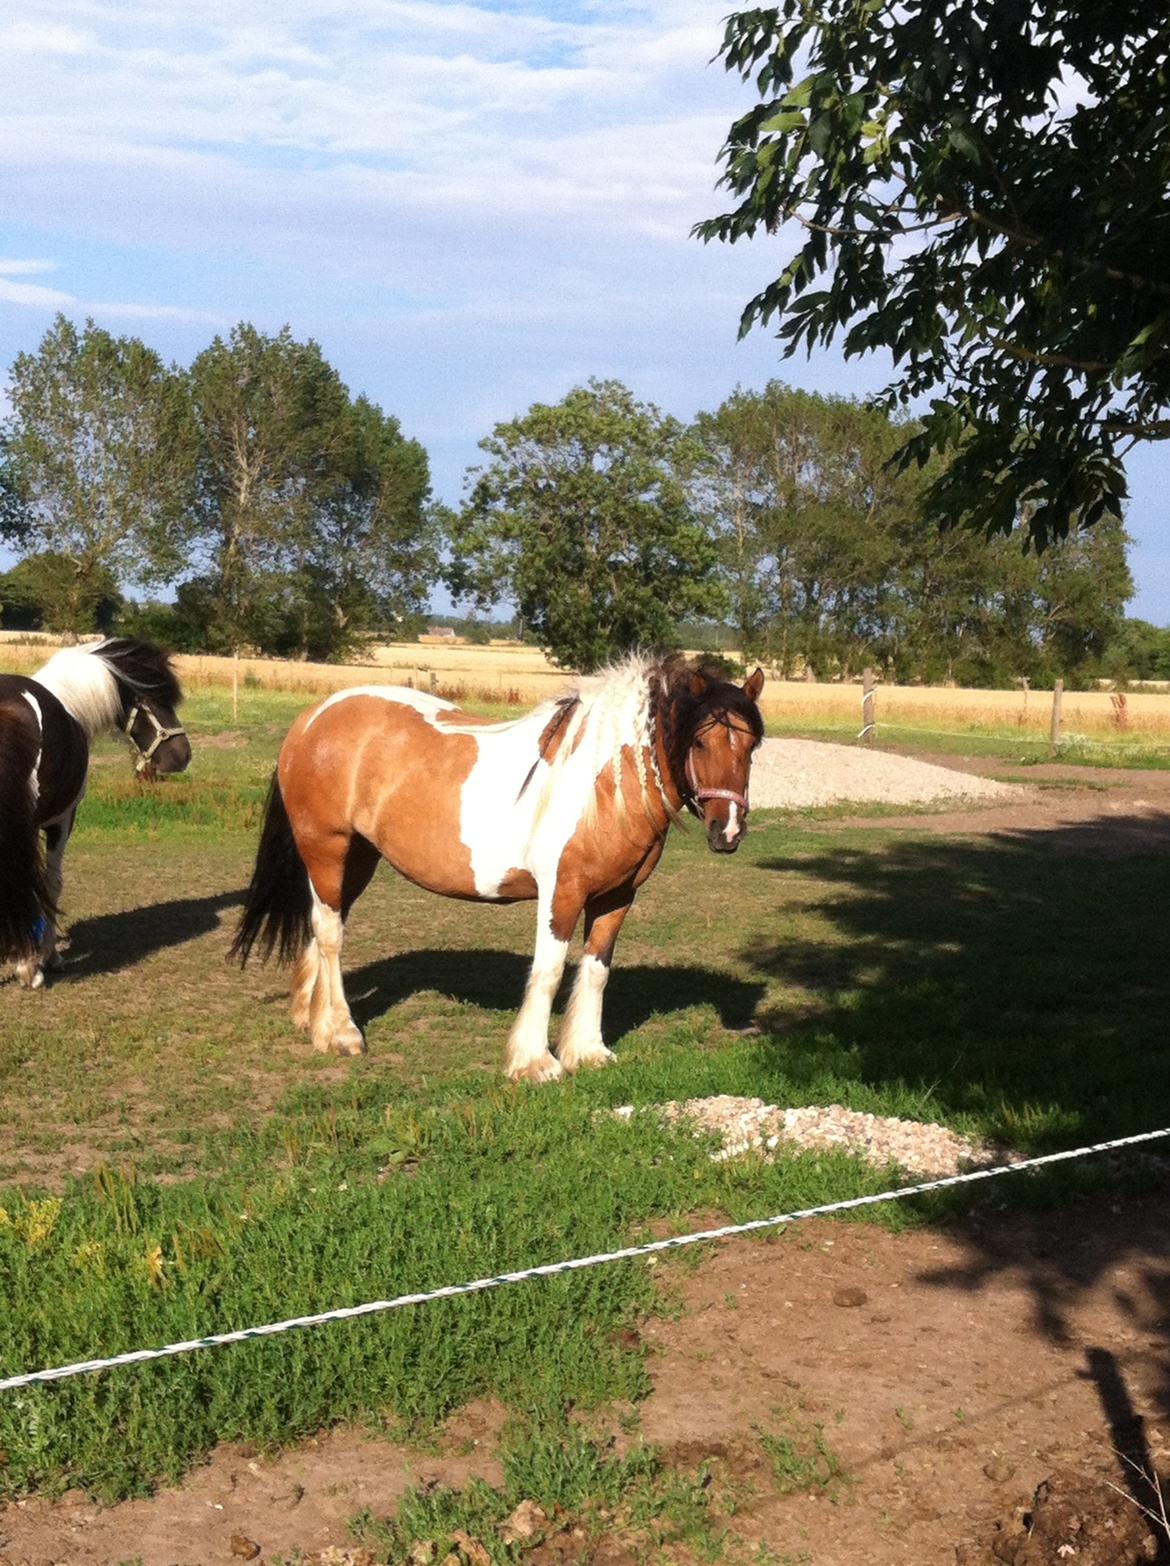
723 802 740 843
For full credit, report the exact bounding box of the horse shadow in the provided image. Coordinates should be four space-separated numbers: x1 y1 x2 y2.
345 947 764 1038
59 890 244 978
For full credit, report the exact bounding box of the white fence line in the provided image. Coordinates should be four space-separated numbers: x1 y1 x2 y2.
2 1125 1168 1393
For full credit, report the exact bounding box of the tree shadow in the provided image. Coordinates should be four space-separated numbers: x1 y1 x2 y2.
740 811 1170 1470
742 812 1170 1127
346 947 765 1038
60 890 244 977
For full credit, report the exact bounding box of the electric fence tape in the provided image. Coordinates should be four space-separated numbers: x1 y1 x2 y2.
3 1124 1168 1393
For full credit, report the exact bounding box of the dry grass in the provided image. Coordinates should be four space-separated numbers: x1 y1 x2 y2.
4 636 1169 736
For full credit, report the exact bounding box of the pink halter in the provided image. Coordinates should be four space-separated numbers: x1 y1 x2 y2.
685 748 749 814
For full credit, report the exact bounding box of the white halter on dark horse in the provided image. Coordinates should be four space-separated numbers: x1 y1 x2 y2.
0 638 190 988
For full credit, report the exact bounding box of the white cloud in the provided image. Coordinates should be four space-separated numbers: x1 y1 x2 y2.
0 276 74 309
0 258 58 276
0 20 91 55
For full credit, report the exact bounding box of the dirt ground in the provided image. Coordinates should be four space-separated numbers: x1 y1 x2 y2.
4 1194 1168 1566
3 757 1168 1566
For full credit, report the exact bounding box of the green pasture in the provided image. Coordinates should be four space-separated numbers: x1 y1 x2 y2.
0 686 1167 1522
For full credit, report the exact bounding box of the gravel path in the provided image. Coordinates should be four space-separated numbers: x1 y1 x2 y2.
749 737 1022 810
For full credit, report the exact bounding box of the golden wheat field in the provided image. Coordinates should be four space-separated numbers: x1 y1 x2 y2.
4 633 1169 738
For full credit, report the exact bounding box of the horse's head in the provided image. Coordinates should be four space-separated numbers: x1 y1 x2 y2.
96 639 192 777
662 662 765 853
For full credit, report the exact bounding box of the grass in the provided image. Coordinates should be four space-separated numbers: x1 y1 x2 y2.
0 676 1167 1507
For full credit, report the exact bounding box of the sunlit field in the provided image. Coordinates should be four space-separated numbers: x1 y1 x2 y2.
0 668 1167 1513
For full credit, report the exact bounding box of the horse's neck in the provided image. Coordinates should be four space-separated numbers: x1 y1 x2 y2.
33 651 123 739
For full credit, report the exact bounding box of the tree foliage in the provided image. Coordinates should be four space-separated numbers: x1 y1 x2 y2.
449 379 724 670
0 315 197 631
0 551 123 634
187 324 436 661
697 1 1170 545
695 382 1133 683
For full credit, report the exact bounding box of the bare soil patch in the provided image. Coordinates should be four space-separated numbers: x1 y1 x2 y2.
6 1192 1169 1565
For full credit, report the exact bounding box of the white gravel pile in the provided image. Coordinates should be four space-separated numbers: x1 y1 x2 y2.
748 737 1021 810
615 1095 1011 1179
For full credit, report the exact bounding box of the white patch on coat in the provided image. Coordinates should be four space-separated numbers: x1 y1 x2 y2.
724 802 740 842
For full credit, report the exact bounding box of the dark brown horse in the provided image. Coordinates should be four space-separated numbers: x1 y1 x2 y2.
0 639 190 987
234 655 764 1080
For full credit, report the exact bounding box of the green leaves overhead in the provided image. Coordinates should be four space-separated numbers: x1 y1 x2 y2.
696 0 1170 546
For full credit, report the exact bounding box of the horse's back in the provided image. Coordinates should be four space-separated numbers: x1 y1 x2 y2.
278 686 553 901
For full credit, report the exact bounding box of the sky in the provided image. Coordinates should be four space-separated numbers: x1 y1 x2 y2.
0 0 1166 622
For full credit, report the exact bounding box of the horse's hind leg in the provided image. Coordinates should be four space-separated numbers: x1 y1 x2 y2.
14 812 73 989
300 834 379 1056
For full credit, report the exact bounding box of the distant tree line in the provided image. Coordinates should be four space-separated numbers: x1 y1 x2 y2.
0 315 1160 683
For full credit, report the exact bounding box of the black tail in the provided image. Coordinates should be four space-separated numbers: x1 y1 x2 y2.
230 772 312 966
0 703 54 963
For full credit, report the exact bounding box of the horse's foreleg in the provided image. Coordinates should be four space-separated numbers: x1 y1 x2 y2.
557 885 634 1073
504 888 576 1083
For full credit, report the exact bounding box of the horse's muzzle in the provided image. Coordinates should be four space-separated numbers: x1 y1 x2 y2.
706 818 743 854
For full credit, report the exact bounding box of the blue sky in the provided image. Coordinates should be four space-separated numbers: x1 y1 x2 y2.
0 0 1166 621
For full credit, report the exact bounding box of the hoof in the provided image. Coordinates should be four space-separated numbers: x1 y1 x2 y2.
558 1045 616 1074
16 963 44 990
311 1024 366 1056
507 1053 565 1084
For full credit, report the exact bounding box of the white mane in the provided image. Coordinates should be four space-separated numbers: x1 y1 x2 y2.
33 643 125 739
540 653 663 829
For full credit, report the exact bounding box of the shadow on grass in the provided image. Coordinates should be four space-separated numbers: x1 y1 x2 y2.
62 889 244 975
346 946 765 1038
741 812 1170 1137
742 811 1170 1452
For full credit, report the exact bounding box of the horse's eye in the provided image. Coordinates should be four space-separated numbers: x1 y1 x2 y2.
693 738 705 751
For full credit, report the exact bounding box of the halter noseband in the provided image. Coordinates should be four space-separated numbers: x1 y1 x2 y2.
684 746 749 816
122 703 188 774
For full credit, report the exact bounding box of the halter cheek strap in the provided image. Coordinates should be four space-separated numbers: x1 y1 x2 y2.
684 748 749 814
122 704 188 774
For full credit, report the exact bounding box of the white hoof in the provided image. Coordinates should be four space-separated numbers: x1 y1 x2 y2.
558 1043 616 1074
507 1052 565 1084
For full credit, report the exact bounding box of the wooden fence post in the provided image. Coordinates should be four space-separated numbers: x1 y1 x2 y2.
861 668 876 747
1048 678 1064 757
429 671 438 695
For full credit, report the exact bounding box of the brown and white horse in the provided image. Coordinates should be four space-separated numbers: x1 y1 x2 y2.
0 639 190 987
233 655 764 1081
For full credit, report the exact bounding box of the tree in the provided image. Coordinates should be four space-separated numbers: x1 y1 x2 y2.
696 1 1170 545
693 382 922 675
298 395 437 661
449 380 723 670
1102 619 1170 682
187 325 438 662
0 314 196 632
187 323 351 656
0 551 122 633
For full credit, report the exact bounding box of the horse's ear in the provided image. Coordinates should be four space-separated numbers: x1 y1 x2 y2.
742 667 765 703
688 670 708 698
